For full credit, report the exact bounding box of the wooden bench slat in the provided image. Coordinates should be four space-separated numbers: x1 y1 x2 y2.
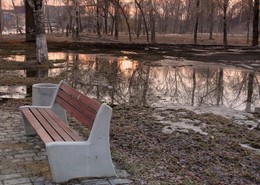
44 109 82 141
56 96 93 129
21 108 54 144
38 108 76 142
57 90 97 122
60 83 101 111
30 108 65 142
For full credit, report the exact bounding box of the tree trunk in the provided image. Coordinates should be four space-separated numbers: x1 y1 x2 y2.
0 0 2 36
194 0 200 44
96 0 101 37
45 2 53 33
25 0 36 41
223 0 228 48
27 0 48 64
136 8 142 39
185 0 191 33
135 0 149 43
113 0 132 42
252 0 259 46
104 1 109 34
75 10 79 39
149 0 156 44
114 0 119 40
173 0 181 33
75 2 80 39
209 0 215 40
11 0 19 34
246 0 252 44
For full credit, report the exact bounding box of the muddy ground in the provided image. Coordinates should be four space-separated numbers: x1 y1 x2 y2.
0 33 260 184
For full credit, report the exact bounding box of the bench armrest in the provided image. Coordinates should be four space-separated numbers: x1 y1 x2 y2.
20 105 52 109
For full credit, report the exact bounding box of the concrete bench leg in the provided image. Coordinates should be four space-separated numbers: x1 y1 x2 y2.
46 142 116 183
21 113 36 136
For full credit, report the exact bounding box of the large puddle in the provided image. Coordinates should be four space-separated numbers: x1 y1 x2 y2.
1 51 260 112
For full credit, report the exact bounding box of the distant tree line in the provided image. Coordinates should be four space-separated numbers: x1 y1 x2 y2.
0 0 259 63
33 0 258 46
0 0 258 46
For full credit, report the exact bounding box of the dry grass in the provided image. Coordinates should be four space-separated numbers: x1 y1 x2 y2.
0 32 257 46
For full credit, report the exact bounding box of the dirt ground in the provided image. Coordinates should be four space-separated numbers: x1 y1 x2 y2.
0 33 260 184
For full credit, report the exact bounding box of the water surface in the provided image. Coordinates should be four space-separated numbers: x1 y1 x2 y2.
1 51 259 112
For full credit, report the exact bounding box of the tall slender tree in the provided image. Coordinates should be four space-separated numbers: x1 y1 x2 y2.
209 0 216 40
96 0 101 37
114 0 119 40
149 0 156 44
246 0 253 44
135 0 149 43
252 0 259 46
0 0 2 36
223 0 229 48
194 0 200 44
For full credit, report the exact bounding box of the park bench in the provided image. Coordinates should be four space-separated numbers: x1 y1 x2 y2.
20 80 116 183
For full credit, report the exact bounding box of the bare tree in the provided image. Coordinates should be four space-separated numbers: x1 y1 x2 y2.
11 0 23 34
194 0 200 44
114 0 119 40
217 0 229 48
174 0 182 33
27 0 48 64
209 0 217 40
0 0 2 36
223 0 229 48
44 0 53 33
96 0 101 37
103 0 110 34
252 0 259 46
111 0 132 42
134 1 142 38
149 0 156 43
135 0 149 43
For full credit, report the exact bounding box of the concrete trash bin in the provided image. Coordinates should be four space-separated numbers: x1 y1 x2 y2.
32 83 67 123
32 83 58 106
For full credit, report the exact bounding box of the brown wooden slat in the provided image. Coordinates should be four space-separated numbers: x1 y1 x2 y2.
44 109 82 141
60 82 101 111
37 108 75 141
56 96 92 128
30 108 64 142
58 90 97 122
21 108 53 144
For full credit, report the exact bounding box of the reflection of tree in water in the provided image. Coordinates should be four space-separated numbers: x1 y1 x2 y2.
190 68 223 106
150 66 260 110
25 55 49 96
61 54 260 110
246 72 254 112
128 64 150 106
149 67 182 104
225 71 259 111
66 54 120 103
65 55 151 106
